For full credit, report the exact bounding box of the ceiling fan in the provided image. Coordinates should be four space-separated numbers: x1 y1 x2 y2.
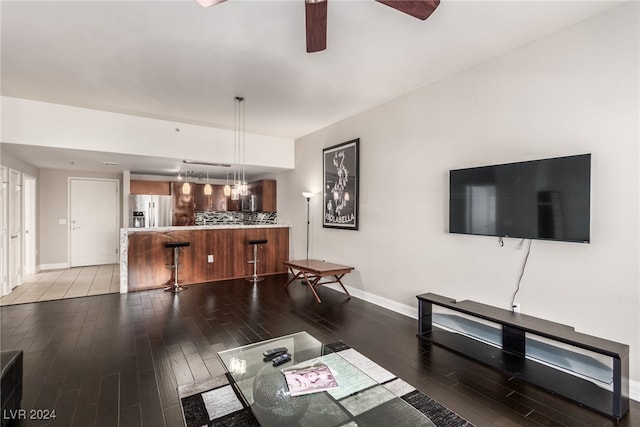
195 0 440 53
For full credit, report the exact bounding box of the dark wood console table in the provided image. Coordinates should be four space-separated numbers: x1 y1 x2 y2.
283 259 353 303
417 293 629 420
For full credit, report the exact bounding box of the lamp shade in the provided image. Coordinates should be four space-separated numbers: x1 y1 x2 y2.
302 192 314 199
182 182 191 194
239 182 248 197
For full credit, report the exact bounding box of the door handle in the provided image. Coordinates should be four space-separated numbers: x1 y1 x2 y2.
10 235 18 239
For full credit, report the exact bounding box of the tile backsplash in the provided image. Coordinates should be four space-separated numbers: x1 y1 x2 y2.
195 211 278 226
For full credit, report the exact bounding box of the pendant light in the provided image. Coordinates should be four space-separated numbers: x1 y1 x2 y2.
230 109 239 200
182 171 191 194
230 97 238 200
239 96 248 197
223 169 231 196
231 96 246 201
204 170 212 195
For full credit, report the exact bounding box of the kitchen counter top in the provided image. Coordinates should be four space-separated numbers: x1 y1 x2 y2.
123 224 290 233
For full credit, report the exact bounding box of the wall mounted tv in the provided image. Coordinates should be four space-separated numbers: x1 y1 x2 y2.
449 154 591 243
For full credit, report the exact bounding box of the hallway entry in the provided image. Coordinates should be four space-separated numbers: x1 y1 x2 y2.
69 178 119 267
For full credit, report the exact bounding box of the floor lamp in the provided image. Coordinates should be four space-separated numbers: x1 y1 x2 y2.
301 192 314 285
302 192 314 260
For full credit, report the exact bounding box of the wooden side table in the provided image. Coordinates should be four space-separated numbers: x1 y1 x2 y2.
283 259 354 303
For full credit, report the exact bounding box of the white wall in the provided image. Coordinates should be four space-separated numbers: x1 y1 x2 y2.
0 146 39 178
1 97 294 171
279 2 640 389
39 168 122 268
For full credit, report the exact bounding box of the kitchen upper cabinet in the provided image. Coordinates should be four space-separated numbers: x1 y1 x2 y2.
194 184 227 211
251 179 277 212
169 179 276 215
223 180 277 212
227 195 240 212
130 180 171 195
172 182 195 226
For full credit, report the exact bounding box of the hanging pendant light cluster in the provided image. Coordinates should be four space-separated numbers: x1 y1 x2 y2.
180 160 231 196
175 98 247 198
231 96 248 201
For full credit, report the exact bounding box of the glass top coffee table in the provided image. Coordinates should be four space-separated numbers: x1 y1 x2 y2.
218 331 435 426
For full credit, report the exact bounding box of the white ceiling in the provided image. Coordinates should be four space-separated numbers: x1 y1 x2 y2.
0 0 623 176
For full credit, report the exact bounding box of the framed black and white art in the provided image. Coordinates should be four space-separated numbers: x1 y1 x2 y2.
323 138 359 230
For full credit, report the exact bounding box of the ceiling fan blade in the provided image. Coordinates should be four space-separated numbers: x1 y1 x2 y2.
195 0 227 8
375 0 440 20
305 0 328 53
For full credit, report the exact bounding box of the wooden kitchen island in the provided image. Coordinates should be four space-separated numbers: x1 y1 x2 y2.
119 225 289 292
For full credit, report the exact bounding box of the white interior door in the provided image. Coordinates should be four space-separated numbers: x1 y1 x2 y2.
23 175 37 274
70 178 119 267
9 169 22 289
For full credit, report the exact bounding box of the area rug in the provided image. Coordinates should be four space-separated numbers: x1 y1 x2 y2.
179 341 474 427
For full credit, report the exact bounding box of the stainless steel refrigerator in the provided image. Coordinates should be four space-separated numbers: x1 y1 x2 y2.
129 195 173 228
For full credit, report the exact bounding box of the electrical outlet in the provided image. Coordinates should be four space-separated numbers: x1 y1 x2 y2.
512 302 521 313
207 254 214 263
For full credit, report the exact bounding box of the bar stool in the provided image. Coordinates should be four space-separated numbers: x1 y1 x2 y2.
165 241 190 292
246 239 267 284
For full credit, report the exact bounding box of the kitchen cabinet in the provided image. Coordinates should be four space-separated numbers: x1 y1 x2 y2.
171 179 276 214
126 226 290 291
172 182 195 226
227 196 240 212
250 179 277 212
194 184 227 212
130 180 171 195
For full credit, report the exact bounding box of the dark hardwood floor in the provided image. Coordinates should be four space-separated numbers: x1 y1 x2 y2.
1 275 638 427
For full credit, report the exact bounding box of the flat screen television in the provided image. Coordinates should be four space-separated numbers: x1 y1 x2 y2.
449 154 591 243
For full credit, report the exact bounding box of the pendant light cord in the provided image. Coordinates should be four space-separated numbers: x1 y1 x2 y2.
233 98 238 190
242 97 246 189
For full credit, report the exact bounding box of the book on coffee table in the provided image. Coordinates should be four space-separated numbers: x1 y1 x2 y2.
282 362 339 396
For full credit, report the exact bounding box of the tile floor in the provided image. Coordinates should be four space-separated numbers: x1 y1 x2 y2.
0 264 120 306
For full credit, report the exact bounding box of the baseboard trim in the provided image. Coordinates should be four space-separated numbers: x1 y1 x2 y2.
631 380 640 404
322 283 640 404
39 262 70 271
322 283 419 319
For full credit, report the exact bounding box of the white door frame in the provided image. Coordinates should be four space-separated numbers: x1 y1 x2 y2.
9 169 22 289
23 174 37 274
1 167 8 296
